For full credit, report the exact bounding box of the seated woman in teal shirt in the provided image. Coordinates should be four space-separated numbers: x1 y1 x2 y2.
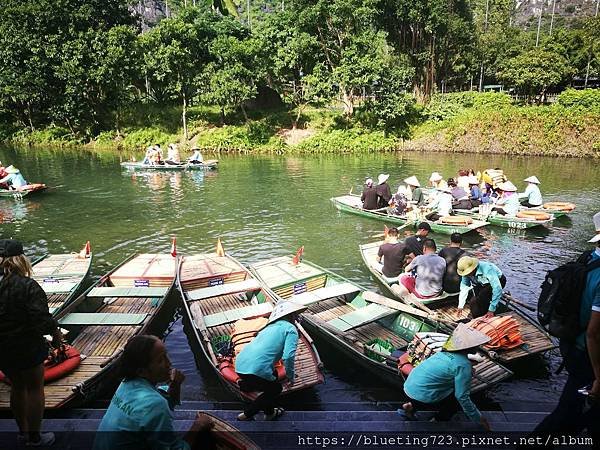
93 335 213 450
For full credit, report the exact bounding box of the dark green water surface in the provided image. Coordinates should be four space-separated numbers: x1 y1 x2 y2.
1 146 599 409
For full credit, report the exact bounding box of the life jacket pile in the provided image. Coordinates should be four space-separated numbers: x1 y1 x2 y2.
466 315 524 350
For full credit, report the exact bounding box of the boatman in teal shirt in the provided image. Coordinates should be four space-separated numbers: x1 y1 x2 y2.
401 324 491 430
457 256 507 319
235 301 306 421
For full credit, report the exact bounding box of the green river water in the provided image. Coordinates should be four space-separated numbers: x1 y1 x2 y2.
1 145 599 409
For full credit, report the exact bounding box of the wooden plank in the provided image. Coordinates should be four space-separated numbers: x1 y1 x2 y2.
59 313 147 326
203 303 273 327
327 303 395 332
187 279 261 301
88 287 168 298
291 282 361 306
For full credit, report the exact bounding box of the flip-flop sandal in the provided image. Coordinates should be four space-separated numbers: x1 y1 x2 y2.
265 407 285 421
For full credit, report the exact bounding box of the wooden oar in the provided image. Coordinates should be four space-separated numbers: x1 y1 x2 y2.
502 293 536 312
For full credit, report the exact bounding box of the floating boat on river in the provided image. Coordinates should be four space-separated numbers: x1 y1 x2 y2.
120 160 218 171
0 183 47 199
250 255 512 393
0 253 176 409
177 252 324 401
518 200 576 218
32 249 93 316
359 240 555 364
331 195 489 235
459 207 555 229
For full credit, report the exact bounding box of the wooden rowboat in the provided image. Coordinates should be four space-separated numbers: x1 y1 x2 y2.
120 160 218 171
459 207 554 229
250 256 512 393
359 240 555 364
32 251 93 316
177 252 324 401
331 195 488 235
0 183 47 199
0 253 177 409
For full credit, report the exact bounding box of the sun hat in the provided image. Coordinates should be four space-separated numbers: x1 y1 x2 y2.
365 178 373 187
5 165 20 174
429 172 443 182
268 301 308 324
378 174 390 185
497 181 517 192
590 212 600 243
404 176 420 187
443 323 491 352
0 239 24 257
467 176 479 185
524 176 541 184
457 256 479 276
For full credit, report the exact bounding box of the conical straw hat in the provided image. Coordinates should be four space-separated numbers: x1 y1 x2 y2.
378 174 390 185
443 323 491 351
497 181 517 192
404 176 420 187
524 176 540 184
268 301 307 324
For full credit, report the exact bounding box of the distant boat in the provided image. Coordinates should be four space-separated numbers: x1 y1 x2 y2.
0 183 47 199
120 160 218 171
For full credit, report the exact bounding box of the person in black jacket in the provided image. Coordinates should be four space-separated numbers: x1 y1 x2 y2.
0 239 63 447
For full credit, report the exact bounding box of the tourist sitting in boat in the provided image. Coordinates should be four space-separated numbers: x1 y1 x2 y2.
429 172 447 190
394 239 445 300
93 335 214 450
0 239 64 447
456 256 506 318
389 185 408 215
519 176 543 208
0 161 8 189
467 176 483 208
400 323 491 431
188 146 204 164
361 178 378 210
150 144 164 165
376 173 392 209
425 186 453 222
448 178 471 210
456 169 470 191
235 301 306 421
376 227 410 277
492 181 520 216
0 165 28 190
142 146 154 165
404 222 432 258
404 176 425 206
165 143 181 165
438 233 466 294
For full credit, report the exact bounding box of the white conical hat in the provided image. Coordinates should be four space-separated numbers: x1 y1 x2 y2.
524 176 540 184
429 172 443 182
443 323 491 351
378 173 390 185
404 176 420 187
497 181 517 192
268 301 307 324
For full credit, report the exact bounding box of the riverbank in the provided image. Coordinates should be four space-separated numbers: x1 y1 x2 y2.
3 90 599 157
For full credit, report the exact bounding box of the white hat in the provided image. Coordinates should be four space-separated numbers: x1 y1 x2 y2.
429 172 443 182
524 176 540 184
268 301 307 324
443 323 491 351
590 212 600 243
404 176 420 187
378 174 390 185
365 178 373 187
467 176 479 185
497 181 517 192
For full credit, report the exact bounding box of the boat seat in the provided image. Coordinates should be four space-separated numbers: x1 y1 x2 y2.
327 303 395 332
187 279 261 301
40 281 78 294
291 282 361 306
58 312 147 326
203 302 273 328
87 287 169 298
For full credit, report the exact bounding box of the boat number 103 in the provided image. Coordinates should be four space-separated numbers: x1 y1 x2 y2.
398 316 418 332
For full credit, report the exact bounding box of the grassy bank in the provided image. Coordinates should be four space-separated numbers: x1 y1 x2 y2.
3 90 600 158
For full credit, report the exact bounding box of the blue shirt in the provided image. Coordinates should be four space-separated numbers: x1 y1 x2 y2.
496 193 520 216
577 249 600 350
404 351 481 422
520 184 543 206
458 261 504 312
93 378 189 450
235 319 298 381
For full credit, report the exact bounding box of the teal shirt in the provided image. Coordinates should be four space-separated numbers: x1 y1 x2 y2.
93 378 189 450
458 261 504 312
404 351 481 423
497 193 520 216
577 249 600 350
235 319 298 381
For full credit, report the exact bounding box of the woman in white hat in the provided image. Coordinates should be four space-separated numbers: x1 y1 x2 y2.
376 174 392 209
188 146 204 164
400 324 491 430
467 176 483 207
235 301 307 421
403 176 425 206
0 165 28 190
425 186 453 221
519 176 543 208
492 181 520 216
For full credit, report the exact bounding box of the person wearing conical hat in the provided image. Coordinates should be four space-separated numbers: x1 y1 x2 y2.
457 256 506 318
361 178 378 210
188 146 204 164
401 323 491 430
424 186 453 222
467 175 484 207
519 176 543 208
0 165 28 190
492 181 520 216
235 301 307 421
403 175 425 206
429 172 447 190
376 174 392 209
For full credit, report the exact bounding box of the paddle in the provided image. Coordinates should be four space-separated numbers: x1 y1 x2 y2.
502 292 536 312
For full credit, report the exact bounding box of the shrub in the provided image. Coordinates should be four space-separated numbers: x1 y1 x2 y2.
556 89 600 112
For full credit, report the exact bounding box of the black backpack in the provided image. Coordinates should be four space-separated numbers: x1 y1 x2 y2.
537 250 600 341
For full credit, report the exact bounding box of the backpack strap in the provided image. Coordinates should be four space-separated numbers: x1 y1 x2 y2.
586 256 600 273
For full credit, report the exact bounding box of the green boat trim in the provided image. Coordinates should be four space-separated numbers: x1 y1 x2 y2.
460 209 554 229
330 195 489 235
120 160 218 171
250 255 512 393
358 240 555 364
